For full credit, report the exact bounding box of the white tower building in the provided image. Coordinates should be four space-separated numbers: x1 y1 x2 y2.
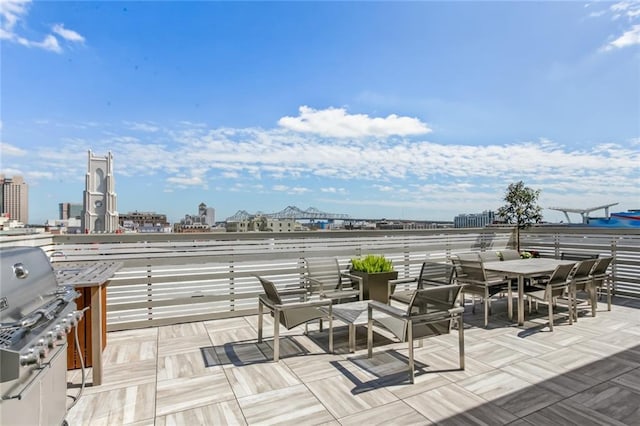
81 150 118 233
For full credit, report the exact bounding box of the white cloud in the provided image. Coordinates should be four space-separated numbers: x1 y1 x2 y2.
0 142 27 156
596 1 640 51
0 0 85 53
603 24 640 50
36 34 61 52
125 121 159 133
0 0 29 33
278 106 432 138
52 23 84 43
166 176 205 187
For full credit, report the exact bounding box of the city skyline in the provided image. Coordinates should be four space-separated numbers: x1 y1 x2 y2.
1 1 639 225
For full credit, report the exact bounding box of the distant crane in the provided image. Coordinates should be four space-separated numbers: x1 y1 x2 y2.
548 203 619 224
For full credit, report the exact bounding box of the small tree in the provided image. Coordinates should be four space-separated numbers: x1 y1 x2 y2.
497 181 543 252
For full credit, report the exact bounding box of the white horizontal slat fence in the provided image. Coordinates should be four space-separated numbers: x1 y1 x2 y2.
2 227 638 331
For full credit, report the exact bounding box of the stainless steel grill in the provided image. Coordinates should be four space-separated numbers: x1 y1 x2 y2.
0 246 83 426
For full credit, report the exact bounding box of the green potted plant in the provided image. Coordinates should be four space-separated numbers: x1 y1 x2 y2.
349 254 398 303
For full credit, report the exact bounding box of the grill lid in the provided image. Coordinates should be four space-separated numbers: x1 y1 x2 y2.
0 247 67 326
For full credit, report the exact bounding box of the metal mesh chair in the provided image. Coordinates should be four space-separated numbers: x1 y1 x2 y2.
524 263 575 331
590 256 614 314
454 253 512 327
367 284 465 383
569 258 598 321
303 257 363 303
256 276 333 361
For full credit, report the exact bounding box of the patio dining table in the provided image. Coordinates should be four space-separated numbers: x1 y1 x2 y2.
483 258 575 326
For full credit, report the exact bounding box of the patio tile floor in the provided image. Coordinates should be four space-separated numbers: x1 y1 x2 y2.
65 295 640 425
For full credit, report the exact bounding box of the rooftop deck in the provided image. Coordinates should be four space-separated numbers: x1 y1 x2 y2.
65 295 640 425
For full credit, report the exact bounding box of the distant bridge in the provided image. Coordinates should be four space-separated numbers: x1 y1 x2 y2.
226 206 351 222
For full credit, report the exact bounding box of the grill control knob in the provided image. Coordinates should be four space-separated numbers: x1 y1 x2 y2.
60 318 72 334
53 325 65 340
20 349 40 366
45 331 58 348
35 339 48 359
66 312 78 328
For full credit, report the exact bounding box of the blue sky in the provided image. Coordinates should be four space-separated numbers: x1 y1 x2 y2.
1 1 639 225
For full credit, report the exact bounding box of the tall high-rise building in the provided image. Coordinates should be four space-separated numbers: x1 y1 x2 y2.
59 202 83 220
454 210 495 228
0 175 29 224
81 150 118 233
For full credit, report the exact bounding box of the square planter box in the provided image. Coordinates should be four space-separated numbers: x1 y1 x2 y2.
350 270 398 303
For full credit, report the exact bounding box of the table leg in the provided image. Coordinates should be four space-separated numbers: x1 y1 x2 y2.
90 285 103 386
518 275 524 326
349 323 355 353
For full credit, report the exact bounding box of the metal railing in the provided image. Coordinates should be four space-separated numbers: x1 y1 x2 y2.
2 227 638 331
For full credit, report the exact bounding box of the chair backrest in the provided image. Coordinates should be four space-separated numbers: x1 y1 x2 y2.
479 251 500 263
544 263 575 298
548 263 576 285
457 257 487 283
405 284 463 339
591 256 613 277
303 257 342 293
407 284 462 316
500 249 521 261
257 276 282 304
572 258 598 280
561 252 599 261
417 261 455 288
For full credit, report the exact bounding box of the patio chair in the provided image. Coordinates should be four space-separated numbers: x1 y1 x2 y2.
256 275 333 361
524 263 575 331
367 284 465 384
590 256 614 313
302 257 363 303
454 253 513 327
569 258 599 321
387 261 455 305
499 249 521 261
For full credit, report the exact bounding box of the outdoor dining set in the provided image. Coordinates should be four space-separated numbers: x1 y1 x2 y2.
254 251 614 383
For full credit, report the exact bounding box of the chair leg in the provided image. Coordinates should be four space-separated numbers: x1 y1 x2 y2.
607 277 612 311
547 295 554 332
567 289 573 325
367 311 373 359
328 306 333 354
273 308 280 362
507 283 513 321
258 300 264 343
484 289 489 327
407 320 414 384
458 316 465 370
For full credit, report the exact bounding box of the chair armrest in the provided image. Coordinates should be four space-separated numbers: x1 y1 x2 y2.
368 300 407 320
448 307 465 316
388 277 418 285
276 299 332 310
307 276 328 295
279 288 307 296
259 293 332 310
341 272 363 284
341 272 364 300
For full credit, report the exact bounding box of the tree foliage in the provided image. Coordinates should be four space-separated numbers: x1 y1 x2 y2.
497 181 543 251
497 181 543 228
